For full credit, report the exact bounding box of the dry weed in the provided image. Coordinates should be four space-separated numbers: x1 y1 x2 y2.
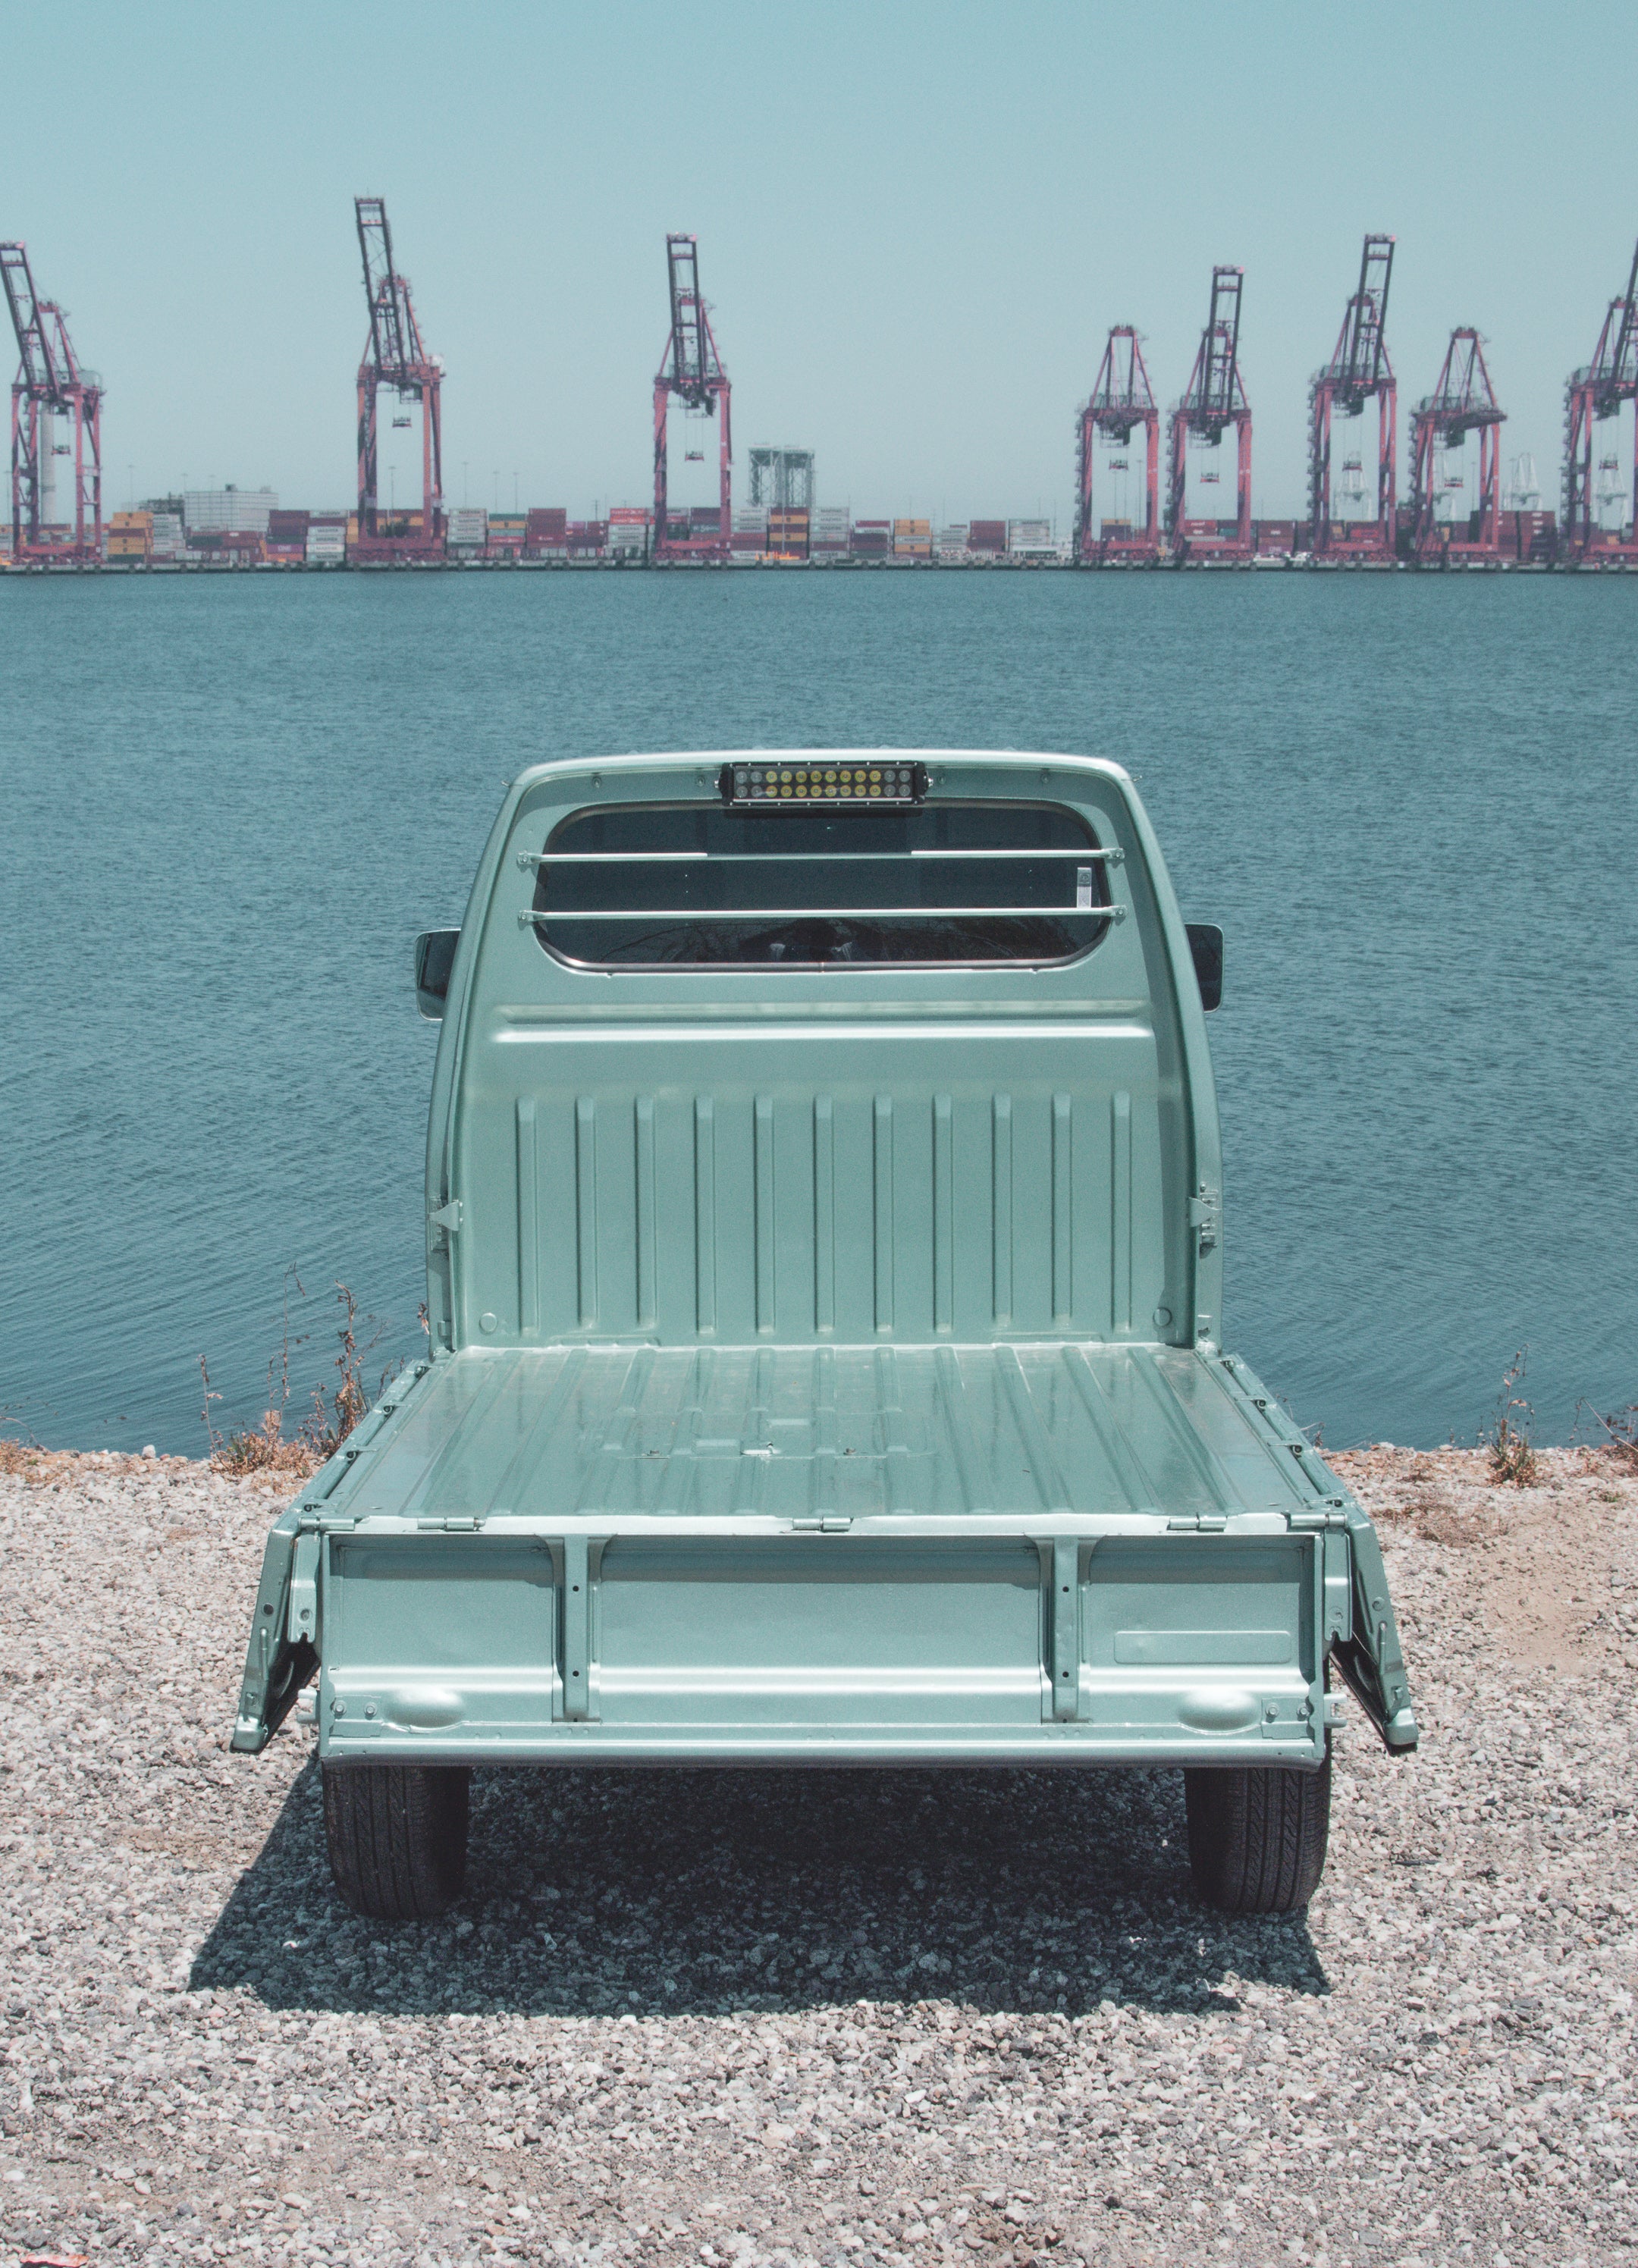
1486 1350 1538 1486
199 1277 398 1479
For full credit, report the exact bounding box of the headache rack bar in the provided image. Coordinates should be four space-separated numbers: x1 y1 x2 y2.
523 904 1123 927
516 848 1124 867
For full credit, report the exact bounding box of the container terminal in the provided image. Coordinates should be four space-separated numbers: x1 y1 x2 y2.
4 210 1636 574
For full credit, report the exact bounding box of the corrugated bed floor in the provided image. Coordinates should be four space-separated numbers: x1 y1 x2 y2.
331 1344 1319 1525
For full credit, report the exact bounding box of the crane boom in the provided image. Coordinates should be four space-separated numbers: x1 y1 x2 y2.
652 232 732 560
1335 234 1395 402
2 239 102 562
1166 265 1253 559
352 196 443 557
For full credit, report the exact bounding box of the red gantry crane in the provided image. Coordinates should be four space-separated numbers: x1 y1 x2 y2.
1308 234 1396 563
653 234 731 561
1166 266 1252 563
1409 329 1505 563
1076 327 1159 565
353 197 444 562
1561 237 1638 565
2 241 102 565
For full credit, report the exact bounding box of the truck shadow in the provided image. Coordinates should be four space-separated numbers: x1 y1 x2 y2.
191 1757 1328 2019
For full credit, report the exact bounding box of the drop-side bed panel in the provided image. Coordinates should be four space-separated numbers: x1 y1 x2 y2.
315 1523 1323 1765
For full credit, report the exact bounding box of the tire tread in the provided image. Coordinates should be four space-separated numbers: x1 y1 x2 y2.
1184 1751 1330 1913
322 1762 469 1919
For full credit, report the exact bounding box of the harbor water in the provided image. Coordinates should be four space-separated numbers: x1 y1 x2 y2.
3 567 1635 1454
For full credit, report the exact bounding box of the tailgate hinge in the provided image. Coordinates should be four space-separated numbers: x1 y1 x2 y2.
1166 1512 1228 1532
1188 1186 1221 1252
791 1515 853 1532
416 1514 481 1532
1288 1500 1348 1532
428 1198 463 1236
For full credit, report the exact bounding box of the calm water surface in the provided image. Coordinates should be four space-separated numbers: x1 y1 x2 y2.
4 569 1634 1451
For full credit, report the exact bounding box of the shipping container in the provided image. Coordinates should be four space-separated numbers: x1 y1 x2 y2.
527 508 570 540
184 487 277 535
968 519 1006 551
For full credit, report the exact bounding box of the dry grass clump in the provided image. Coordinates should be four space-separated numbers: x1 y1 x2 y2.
200 1278 393 1480
1486 1351 1539 1486
0 1437 42 1477
1582 1400 1638 1476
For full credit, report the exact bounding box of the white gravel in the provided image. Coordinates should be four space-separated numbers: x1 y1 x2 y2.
0 1441 1633 2268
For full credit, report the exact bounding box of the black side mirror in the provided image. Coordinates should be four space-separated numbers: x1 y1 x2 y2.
1185 923 1223 1012
414 929 460 1021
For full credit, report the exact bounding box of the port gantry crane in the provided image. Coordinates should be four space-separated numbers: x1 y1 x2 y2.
353 197 444 563
1409 329 1505 563
1561 237 1638 565
1308 234 1396 563
1076 327 1159 565
2 241 102 565
1166 266 1252 563
653 234 731 561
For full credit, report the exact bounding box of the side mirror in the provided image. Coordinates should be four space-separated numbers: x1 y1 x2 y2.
414 928 460 1021
1185 922 1223 1012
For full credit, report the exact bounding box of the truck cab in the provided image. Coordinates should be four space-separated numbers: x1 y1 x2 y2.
234 751 1416 1919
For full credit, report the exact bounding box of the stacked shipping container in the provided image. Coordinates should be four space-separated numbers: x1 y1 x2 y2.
731 508 767 556
769 507 809 559
1008 519 1055 558
105 511 152 563
607 507 649 559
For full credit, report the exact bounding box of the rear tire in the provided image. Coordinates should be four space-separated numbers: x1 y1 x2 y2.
322 1761 470 1919
1184 1749 1331 1913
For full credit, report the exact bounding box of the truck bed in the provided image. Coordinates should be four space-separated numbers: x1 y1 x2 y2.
235 1341 1414 1769
317 1340 1327 1527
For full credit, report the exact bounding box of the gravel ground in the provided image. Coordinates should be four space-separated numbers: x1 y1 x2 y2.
1 1441 1633 2268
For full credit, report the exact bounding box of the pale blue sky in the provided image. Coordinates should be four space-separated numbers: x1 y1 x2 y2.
6 1 1636 522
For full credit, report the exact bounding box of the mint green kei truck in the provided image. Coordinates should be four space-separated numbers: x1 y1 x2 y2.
232 751 1417 1920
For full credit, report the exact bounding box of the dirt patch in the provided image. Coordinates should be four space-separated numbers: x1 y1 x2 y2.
1332 1444 1638 1672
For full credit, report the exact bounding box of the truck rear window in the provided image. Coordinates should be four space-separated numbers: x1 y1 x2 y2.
526 800 1116 968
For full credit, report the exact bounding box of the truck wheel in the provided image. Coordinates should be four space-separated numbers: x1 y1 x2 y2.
1183 1751 1331 1914
322 1762 470 1919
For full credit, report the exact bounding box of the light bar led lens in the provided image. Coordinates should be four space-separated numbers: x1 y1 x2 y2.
721 761 926 804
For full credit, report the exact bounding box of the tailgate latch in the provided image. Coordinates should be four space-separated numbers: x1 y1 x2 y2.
1188 1187 1221 1253
287 1531 320 1647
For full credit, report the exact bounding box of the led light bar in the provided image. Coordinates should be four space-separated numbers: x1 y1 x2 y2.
720 761 928 805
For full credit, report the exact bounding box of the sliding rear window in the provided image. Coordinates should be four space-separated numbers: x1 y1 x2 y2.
527 799 1114 967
